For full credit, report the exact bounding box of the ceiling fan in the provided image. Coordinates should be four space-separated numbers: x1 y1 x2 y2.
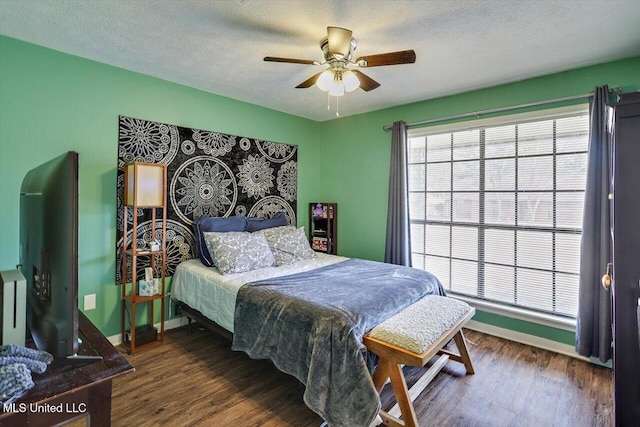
264 26 416 97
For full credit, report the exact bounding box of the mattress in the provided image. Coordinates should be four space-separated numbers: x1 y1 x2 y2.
171 253 348 332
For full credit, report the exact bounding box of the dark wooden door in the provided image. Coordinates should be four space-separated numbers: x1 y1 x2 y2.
612 92 640 427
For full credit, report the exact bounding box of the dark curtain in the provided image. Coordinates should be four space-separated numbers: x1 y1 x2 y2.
384 121 412 266
576 86 612 362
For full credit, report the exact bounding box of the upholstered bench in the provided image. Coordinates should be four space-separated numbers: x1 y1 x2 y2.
363 296 475 427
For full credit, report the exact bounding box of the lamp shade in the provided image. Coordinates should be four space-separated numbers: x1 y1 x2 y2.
343 70 360 92
329 83 344 97
124 162 166 207
316 70 334 91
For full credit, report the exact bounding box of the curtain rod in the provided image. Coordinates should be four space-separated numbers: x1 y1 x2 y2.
381 87 621 132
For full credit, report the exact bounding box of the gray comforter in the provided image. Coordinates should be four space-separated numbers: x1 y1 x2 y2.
232 259 445 427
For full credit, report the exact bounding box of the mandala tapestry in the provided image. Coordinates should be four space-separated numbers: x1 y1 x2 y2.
116 116 298 282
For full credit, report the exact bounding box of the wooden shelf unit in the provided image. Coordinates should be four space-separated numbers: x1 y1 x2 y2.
309 202 337 255
120 162 167 355
123 249 165 256
122 293 165 304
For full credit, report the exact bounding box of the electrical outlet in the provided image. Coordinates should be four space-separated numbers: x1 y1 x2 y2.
84 294 96 311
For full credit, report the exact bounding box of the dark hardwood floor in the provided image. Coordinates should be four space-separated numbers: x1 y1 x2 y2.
109 325 612 426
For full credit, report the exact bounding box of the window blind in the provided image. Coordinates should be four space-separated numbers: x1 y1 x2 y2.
408 109 589 318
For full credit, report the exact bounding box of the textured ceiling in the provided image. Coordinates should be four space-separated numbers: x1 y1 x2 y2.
1 0 639 121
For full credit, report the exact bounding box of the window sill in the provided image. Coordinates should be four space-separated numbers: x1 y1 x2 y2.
449 294 576 332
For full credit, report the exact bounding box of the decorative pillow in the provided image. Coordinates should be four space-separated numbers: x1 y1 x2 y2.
257 226 316 266
203 231 275 274
246 212 288 232
193 216 247 267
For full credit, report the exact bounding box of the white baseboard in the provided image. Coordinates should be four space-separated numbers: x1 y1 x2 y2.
465 320 589 361
465 320 611 367
107 316 189 346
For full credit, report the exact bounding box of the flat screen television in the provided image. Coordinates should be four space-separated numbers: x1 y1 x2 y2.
19 152 80 359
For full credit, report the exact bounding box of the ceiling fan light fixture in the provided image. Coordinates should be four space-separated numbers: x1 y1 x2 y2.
329 83 344 97
316 69 334 91
343 69 360 92
268 26 415 112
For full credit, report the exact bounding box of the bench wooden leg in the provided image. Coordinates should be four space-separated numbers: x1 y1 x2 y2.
453 330 474 374
385 354 450 426
435 330 475 375
379 410 407 427
388 360 419 427
374 358 420 427
373 359 404 427
372 357 392 393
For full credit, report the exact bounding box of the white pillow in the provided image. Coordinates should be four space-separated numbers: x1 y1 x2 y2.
203 231 275 274
256 226 316 266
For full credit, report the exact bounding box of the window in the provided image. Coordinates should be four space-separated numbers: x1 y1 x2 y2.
408 106 589 318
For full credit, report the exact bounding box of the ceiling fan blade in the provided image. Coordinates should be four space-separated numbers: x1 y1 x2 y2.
327 26 352 59
295 72 323 88
352 70 380 92
355 50 416 67
264 56 317 65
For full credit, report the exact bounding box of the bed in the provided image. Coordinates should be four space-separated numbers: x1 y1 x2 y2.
171 224 445 427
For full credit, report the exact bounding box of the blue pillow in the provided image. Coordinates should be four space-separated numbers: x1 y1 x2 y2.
246 212 289 232
193 216 247 267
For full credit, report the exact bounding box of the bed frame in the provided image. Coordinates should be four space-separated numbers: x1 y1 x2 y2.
176 301 233 341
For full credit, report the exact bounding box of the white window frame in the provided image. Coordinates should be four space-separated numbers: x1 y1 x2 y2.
408 104 589 331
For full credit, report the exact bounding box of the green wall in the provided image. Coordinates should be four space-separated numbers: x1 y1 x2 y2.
2 34 639 345
318 56 640 344
0 36 322 337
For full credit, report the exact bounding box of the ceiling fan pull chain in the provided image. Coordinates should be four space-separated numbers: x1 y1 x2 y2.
327 92 331 111
336 96 340 118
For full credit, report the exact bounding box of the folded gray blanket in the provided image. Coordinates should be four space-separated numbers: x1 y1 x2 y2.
233 259 444 427
0 345 53 405
0 363 33 405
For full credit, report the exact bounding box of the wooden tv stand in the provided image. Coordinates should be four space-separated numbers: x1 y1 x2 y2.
0 311 133 426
